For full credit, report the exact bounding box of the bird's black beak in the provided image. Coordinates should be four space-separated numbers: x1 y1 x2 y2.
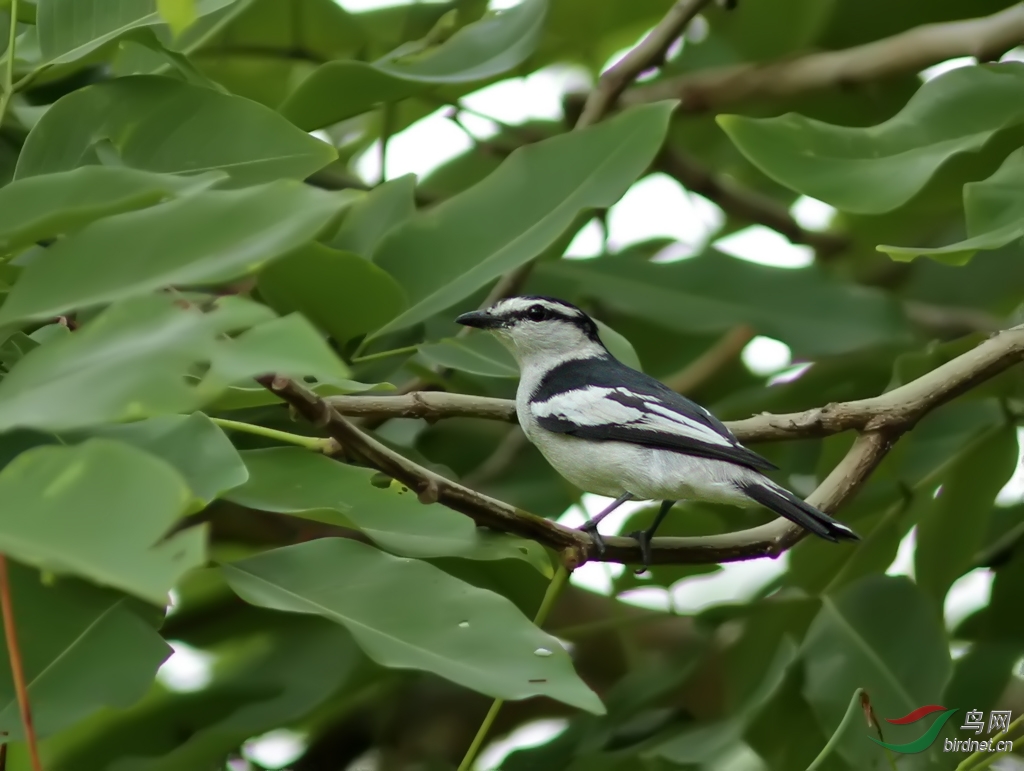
455 310 503 329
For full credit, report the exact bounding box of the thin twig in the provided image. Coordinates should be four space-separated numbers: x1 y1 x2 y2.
622 5 1024 113
663 323 756 394
271 324 1024 566
0 556 43 771
656 149 849 258
575 0 715 128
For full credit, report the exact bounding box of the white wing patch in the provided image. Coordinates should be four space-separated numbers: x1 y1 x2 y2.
638 398 733 446
533 387 734 447
532 387 643 426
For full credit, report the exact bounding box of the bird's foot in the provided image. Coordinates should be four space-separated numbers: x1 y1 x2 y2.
578 521 606 558
627 529 654 575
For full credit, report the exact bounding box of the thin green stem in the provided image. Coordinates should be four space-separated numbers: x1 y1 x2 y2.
349 345 420 365
0 0 18 128
210 417 334 452
456 565 570 771
957 713 1024 770
807 688 864 771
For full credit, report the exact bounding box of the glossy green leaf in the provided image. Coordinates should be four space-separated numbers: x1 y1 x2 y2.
0 564 170 739
374 0 547 82
228 447 550 572
258 243 408 345
802 575 951 767
16 75 336 184
881 147 1024 264
539 249 909 357
372 102 676 337
36 0 236 65
0 295 362 433
0 182 346 326
594 319 642 372
0 166 225 257
718 63 1024 213
914 426 1017 610
329 175 417 258
204 313 357 390
82 413 249 504
0 439 202 604
418 333 519 378
279 0 547 129
223 538 604 713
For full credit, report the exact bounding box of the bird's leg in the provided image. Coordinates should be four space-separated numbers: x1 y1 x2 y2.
578 492 633 557
629 499 676 573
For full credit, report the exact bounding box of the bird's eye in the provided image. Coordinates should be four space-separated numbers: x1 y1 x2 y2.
526 304 547 322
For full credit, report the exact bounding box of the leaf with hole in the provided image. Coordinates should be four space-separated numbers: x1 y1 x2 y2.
223 538 603 712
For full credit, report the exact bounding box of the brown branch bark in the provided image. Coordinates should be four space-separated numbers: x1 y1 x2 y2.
575 0 716 128
0 556 43 771
290 324 1024 567
622 5 1024 113
656 149 849 257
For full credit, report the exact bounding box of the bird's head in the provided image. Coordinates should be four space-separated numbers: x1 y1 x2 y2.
455 295 607 365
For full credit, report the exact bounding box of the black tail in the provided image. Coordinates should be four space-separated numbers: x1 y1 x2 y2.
739 480 859 542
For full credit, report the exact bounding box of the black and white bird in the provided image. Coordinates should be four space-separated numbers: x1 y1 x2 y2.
455 295 858 567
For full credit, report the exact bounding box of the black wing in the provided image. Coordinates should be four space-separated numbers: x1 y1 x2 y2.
529 356 776 472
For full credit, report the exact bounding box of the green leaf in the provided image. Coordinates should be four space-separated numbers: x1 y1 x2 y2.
914 425 1017 610
651 639 795 763
0 182 347 326
81 413 249 504
222 538 603 713
257 243 408 345
594 319 642 372
204 313 357 390
227 447 550 572
278 0 548 130
374 0 547 82
46 613 363 771
802 575 951 767
881 147 1024 264
157 0 198 36
718 63 1024 214
0 439 202 604
418 333 519 378
0 564 170 739
0 166 226 257
16 75 337 185
329 175 417 258
36 0 236 65
0 295 362 433
539 249 909 357
371 102 676 338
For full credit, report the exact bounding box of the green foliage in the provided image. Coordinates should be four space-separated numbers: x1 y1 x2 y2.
0 0 1019 768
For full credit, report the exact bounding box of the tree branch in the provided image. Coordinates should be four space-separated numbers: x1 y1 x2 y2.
575 0 716 128
290 324 1024 566
329 323 1024 442
622 5 1024 113
656 149 850 257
